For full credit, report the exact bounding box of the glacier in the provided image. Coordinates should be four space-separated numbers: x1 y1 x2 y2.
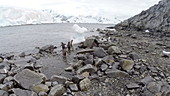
0 6 121 27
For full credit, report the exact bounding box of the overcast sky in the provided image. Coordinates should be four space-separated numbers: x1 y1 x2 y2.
0 0 161 19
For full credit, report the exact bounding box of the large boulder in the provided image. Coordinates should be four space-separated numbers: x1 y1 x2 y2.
14 69 43 89
76 64 97 74
83 37 99 48
10 88 37 96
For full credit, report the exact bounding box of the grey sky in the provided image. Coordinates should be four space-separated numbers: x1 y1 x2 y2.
0 0 161 19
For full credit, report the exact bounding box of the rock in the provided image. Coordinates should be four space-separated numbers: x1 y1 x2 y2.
129 52 140 60
94 48 107 58
81 72 90 78
38 91 48 96
76 54 87 60
52 81 59 87
0 64 8 74
45 81 52 87
126 83 140 89
69 84 79 92
0 84 8 91
147 82 161 93
83 37 99 48
162 90 170 96
79 78 92 91
0 56 4 63
65 66 73 72
72 60 84 70
32 84 49 93
72 75 84 84
5 54 14 60
10 88 37 96
39 45 56 53
49 84 66 96
0 74 6 83
140 75 154 85
108 46 121 55
105 68 129 78
77 49 94 54
3 76 14 84
51 75 67 84
100 64 108 71
14 69 43 89
120 59 134 71
76 64 97 74
19 52 25 58
0 90 8 96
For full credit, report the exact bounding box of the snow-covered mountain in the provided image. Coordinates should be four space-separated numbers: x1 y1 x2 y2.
0 7 121 27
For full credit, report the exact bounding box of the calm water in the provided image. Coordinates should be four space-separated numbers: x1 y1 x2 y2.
0 23 113 53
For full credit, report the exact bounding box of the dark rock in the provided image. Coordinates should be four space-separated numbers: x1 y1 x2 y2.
0 56 4 63
126 83 140 89
39 45 57 53
0 90 8 96
76 64 97 74
72 75 84 84
94 47 107 58
72 60 84 71
49 84 66 96
65 66 73 72
162 90 170 96
108 46 121 55
129 52 140 60
76 54 87 60
69 84 79 92
51 75 67 84
5 54 14 60
83 37 99 48
105 68 129 78
0 74 6 83
10 88 37 96
14 69 43 89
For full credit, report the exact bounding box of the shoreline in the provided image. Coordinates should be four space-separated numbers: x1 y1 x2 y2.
0 27 170 95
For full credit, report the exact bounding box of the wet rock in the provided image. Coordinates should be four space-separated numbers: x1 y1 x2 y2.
100 64 108 71
19 52 25 58
76 64 97 74
108 46 121 55
126 83 140 89
51 75 67 84
72 75 84 84
72 60 84 71
94 48 107 58
0 90 8 96
79 78 92 91
120 59 134 71
32 84 49 93
0 74 6 83
105 68 129 78
10 88 37 96
77 49 94 54
14 69 43 89
39 45 57 53
49 84 66 96
129 52 140 60
69 84 79 92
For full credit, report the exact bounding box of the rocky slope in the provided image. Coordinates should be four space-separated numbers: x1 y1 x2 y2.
115 0 170 32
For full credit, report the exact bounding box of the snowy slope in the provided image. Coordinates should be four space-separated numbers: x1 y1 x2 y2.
0 7 121 27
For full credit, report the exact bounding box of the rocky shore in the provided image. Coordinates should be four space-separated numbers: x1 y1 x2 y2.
0 26 170 96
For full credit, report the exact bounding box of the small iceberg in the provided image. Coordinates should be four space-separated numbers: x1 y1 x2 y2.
71 24 88 44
